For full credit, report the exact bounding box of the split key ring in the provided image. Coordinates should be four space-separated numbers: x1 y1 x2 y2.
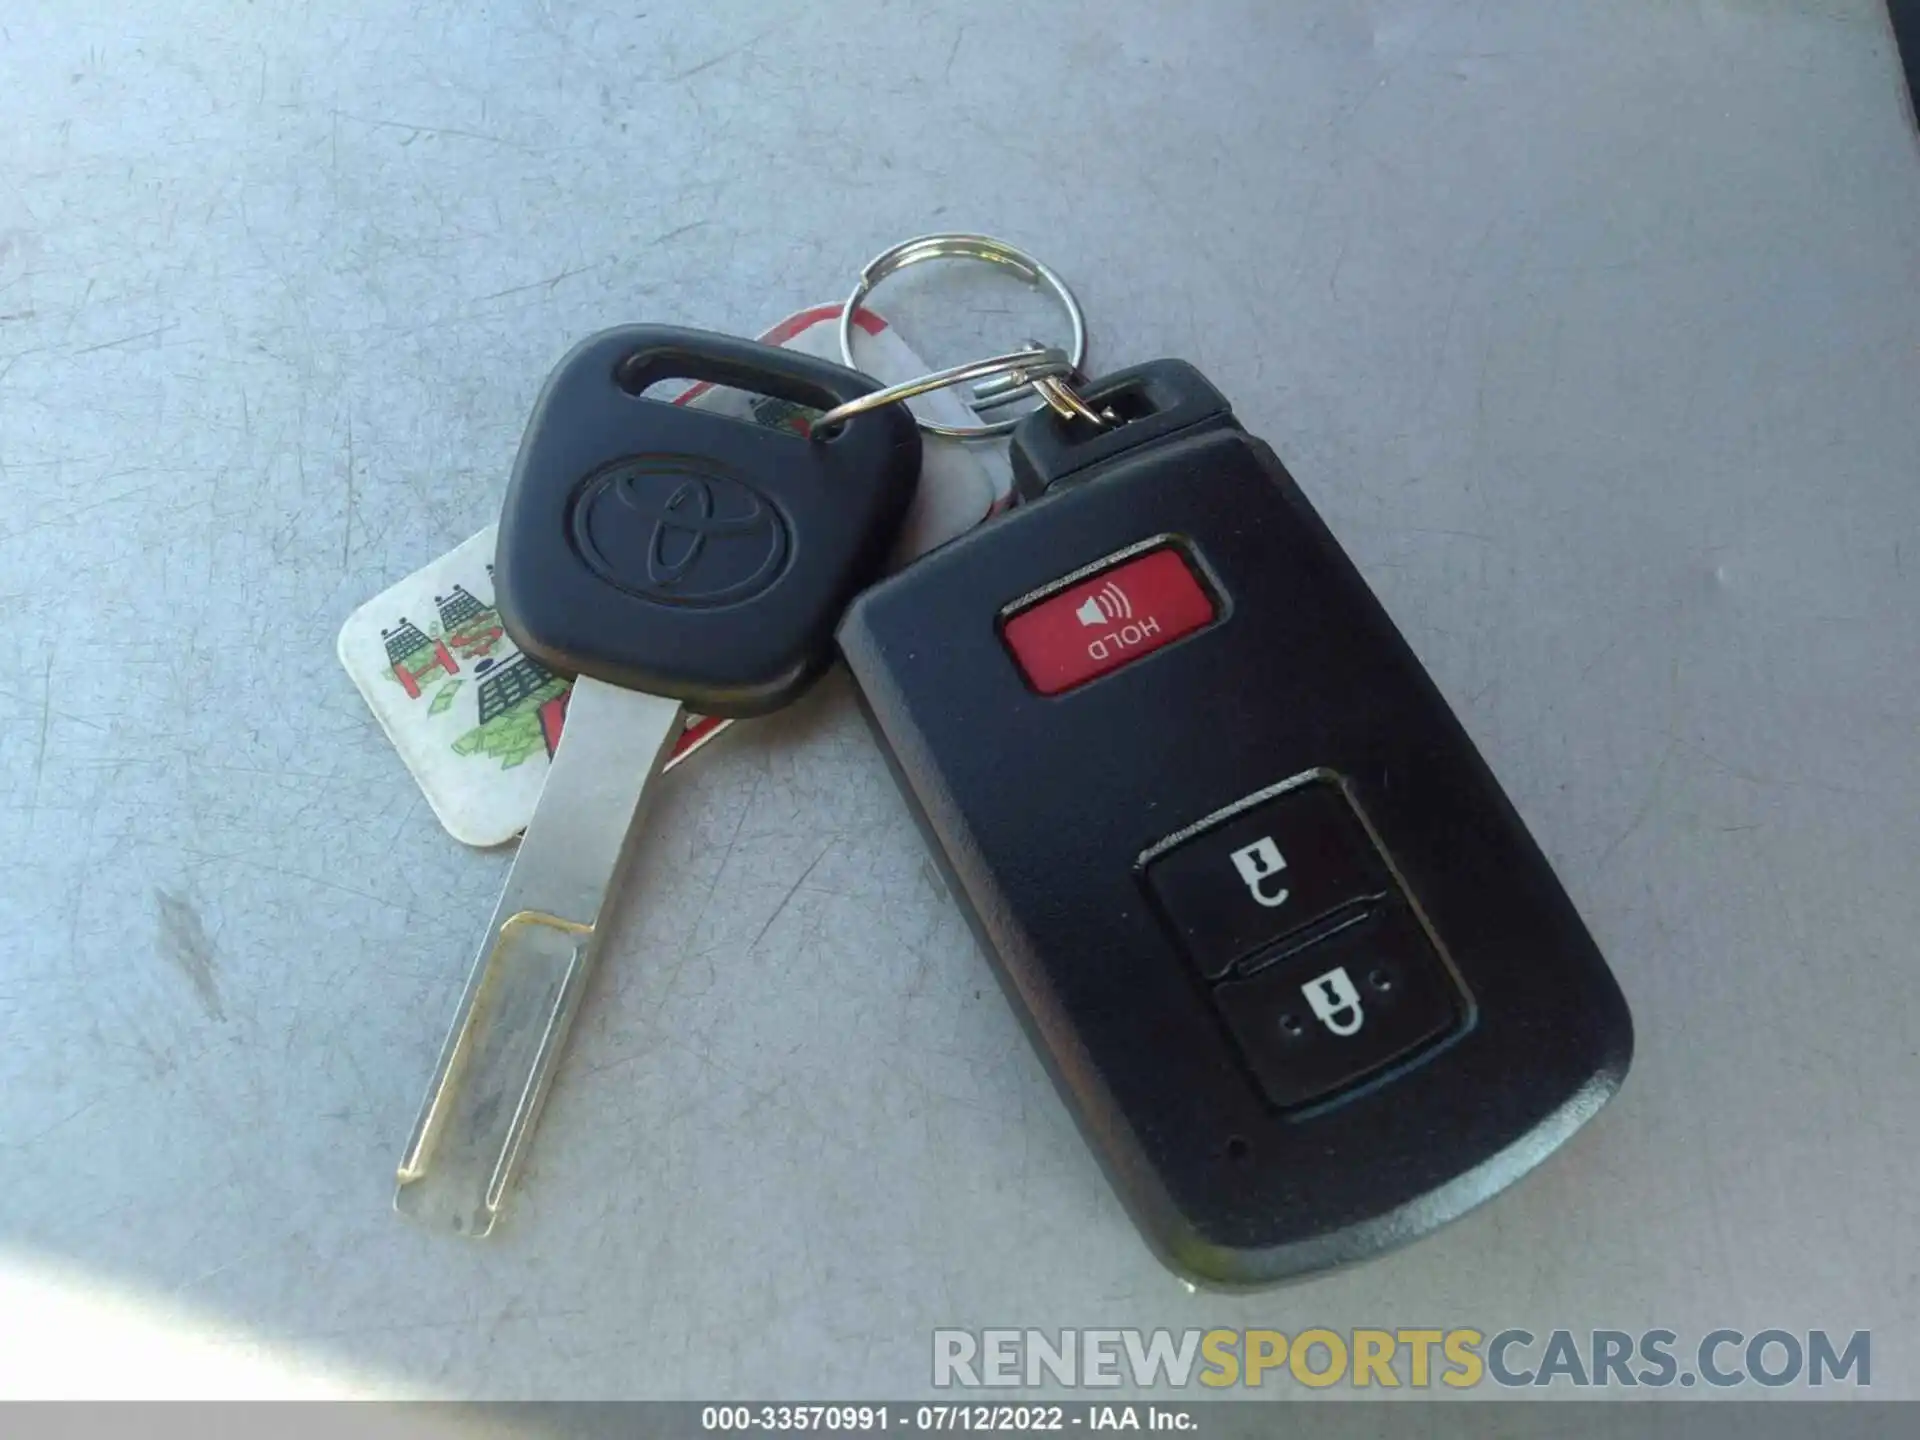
818 232 1097 440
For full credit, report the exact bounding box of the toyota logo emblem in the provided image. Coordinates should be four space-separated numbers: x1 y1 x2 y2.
573 458 789 606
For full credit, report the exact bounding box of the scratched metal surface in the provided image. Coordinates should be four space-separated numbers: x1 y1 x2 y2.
0 0 1915 1402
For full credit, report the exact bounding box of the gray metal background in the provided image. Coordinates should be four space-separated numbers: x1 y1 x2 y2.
1 0 1914 1402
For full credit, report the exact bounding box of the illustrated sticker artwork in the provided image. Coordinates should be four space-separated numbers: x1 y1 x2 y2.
341 530 579 845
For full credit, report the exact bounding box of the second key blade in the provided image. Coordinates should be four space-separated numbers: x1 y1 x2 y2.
394 675 684 1237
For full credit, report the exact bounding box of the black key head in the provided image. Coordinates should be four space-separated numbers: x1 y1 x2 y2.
495 325 920 718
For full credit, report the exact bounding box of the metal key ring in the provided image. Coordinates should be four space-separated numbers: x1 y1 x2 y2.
837 233 1089 439
811 345 1076 433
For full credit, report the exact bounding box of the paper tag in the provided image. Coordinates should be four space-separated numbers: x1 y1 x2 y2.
339 305 1009 847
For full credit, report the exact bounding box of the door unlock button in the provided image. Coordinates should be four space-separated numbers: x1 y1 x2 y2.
1143 777 1394 980
1230 837 1290 908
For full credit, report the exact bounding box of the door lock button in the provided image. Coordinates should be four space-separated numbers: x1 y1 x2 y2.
1212 903 1462 1110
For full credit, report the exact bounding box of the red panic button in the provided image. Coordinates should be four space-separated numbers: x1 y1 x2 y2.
1002 546 1216 695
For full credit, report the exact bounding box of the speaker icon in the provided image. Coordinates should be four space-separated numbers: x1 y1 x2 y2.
1075 580 1134 628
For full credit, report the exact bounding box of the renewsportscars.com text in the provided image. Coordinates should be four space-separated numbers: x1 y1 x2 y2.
932 1327 1870 1391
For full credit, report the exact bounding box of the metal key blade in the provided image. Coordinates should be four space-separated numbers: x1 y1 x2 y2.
395 675 685 1236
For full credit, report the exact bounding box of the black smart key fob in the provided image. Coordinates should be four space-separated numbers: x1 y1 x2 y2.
838 360 1632 1287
